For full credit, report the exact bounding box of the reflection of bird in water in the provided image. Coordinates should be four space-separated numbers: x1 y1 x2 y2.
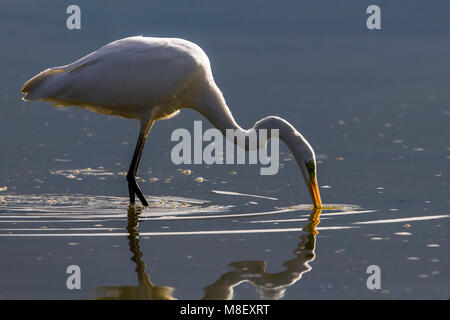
202 209 321 300
96 209 321 300
21 36 322 209
96 207 175 300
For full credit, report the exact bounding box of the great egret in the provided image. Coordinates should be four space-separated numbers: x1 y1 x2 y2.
21 36 322 208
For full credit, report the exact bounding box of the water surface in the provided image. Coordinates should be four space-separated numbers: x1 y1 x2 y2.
0 1 449 299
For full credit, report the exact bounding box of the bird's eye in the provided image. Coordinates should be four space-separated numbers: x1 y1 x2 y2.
306 161 315 177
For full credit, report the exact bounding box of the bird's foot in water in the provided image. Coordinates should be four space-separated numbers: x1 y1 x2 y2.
128 203 145 215
127 176 149 207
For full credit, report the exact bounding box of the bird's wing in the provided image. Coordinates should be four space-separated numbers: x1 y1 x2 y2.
23 37 206 111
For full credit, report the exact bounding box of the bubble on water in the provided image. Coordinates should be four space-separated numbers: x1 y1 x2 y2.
431 271 440 276
402 224 411 228
53 158 71 162
52 168 115 178
430 259 439 263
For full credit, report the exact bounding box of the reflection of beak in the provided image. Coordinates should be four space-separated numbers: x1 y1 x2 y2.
308 178 322 209
304 208 322 235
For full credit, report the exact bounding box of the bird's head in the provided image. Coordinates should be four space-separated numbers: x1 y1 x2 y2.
302 159 322 209
295 140 322 209
245 115 323 209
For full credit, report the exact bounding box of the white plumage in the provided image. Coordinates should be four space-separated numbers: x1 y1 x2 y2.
22 36 322 208
23 36 212 120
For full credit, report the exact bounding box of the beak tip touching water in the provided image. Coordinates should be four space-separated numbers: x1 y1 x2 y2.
309 178 323 209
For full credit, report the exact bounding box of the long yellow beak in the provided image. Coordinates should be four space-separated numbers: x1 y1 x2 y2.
309 178 322 209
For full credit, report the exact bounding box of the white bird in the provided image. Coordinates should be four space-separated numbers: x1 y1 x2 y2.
21 36 322 208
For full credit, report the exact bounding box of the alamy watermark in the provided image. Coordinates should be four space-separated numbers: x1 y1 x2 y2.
66 265 81 290
366 265 381 290
66 5 81 30
366 5 381 30
65 4 381 31
170 121 280 175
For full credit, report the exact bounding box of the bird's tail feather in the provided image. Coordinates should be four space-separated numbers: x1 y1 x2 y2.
21 68 66 101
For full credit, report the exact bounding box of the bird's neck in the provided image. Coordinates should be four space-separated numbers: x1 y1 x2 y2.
192 83 244 136
189 82 312 164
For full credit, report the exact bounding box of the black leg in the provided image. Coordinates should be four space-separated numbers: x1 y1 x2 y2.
127 132 149 207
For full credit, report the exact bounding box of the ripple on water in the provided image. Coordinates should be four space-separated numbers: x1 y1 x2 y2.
0 194 228 219
0 192 449 238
